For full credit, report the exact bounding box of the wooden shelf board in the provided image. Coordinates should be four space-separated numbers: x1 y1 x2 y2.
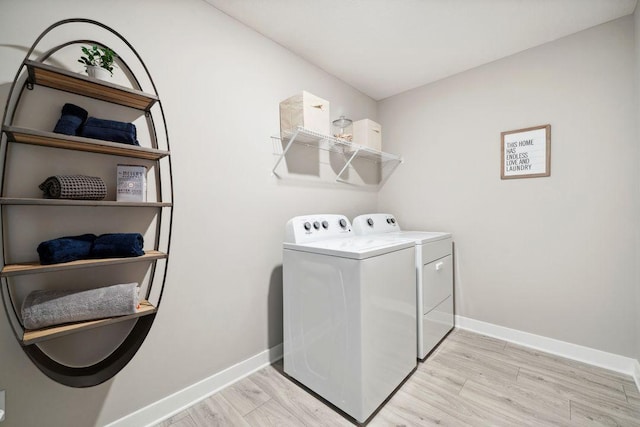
3 126 169 160
26 60 158 111
1 250 167 277
21 300 156 345
0 198 171 207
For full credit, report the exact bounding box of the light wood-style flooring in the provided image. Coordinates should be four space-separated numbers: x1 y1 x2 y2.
156 329 640 426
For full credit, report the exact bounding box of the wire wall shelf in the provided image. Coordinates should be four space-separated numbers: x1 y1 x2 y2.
270 126 402 183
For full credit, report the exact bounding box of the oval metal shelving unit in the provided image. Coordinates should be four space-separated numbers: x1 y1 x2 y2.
0 19 173 387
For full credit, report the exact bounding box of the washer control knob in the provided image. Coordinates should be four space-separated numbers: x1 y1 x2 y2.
322 221 329 229
313 221 320 230
386 218 392 224
367 218 374 227
390 218 396 224
339 219 347 228
303 222 311 231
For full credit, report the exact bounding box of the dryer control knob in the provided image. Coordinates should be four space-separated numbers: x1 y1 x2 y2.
367 218 374 227
322 221 329 229
303 222 311 231
313 221 320 230
386 218 391 224
390 218 396 224
339 219 347 228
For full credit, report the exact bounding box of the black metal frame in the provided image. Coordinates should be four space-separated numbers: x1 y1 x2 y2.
0 18 173 387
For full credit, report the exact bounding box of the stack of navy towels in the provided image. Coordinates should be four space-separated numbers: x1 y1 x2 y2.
53 103 139 146
37 233 144 265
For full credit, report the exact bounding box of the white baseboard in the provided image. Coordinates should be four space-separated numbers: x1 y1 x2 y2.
105 344 283 427
455 315 639 379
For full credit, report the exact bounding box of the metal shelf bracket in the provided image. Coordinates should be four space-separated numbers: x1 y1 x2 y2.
271 128 300 176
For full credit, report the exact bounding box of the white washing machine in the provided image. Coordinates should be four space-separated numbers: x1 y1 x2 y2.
353 213 454 360
283 214 417 423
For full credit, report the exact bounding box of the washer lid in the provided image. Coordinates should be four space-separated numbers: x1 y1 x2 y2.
283 235 414 259
391 231 451 244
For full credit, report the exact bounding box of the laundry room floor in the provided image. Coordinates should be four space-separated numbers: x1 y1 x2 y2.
155 329 640 426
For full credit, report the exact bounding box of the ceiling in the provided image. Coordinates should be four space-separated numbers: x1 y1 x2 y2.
204 0 637 100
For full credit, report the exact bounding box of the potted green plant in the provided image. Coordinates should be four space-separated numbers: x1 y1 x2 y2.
78 45 117 80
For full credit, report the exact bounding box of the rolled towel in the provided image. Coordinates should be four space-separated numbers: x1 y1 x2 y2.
37 234 97 265
21 282 140 329
90 233 144 258
79 117 139 146
53 103 88 136
39 175 107 200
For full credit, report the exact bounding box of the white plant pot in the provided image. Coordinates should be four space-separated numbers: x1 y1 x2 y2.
86 65 111 81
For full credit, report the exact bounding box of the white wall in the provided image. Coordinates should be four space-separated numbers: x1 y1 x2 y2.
635 6 640 363
1 2 638 425
379 16 639 358
0 1 378 426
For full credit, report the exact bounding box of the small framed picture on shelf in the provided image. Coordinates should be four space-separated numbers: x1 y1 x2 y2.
117 164 147 202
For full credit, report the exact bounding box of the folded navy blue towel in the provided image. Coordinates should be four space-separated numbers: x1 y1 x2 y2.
90 233 144 258
79 117 139 146
53 103 88 136
37 234 97 265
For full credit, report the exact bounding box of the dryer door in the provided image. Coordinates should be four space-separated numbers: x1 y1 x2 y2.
421 254 454 356
423 254 452 314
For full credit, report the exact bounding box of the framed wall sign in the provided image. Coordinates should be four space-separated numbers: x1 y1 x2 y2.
501 124 551 179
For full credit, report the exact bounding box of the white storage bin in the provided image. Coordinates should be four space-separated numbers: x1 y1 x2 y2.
279 91 330 137
352 119 382 151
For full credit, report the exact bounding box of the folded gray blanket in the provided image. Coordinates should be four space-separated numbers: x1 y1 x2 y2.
39 175 107 200
21 282 140 329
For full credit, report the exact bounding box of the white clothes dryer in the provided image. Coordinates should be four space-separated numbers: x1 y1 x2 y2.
353 213 454 360
283 214 417 423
